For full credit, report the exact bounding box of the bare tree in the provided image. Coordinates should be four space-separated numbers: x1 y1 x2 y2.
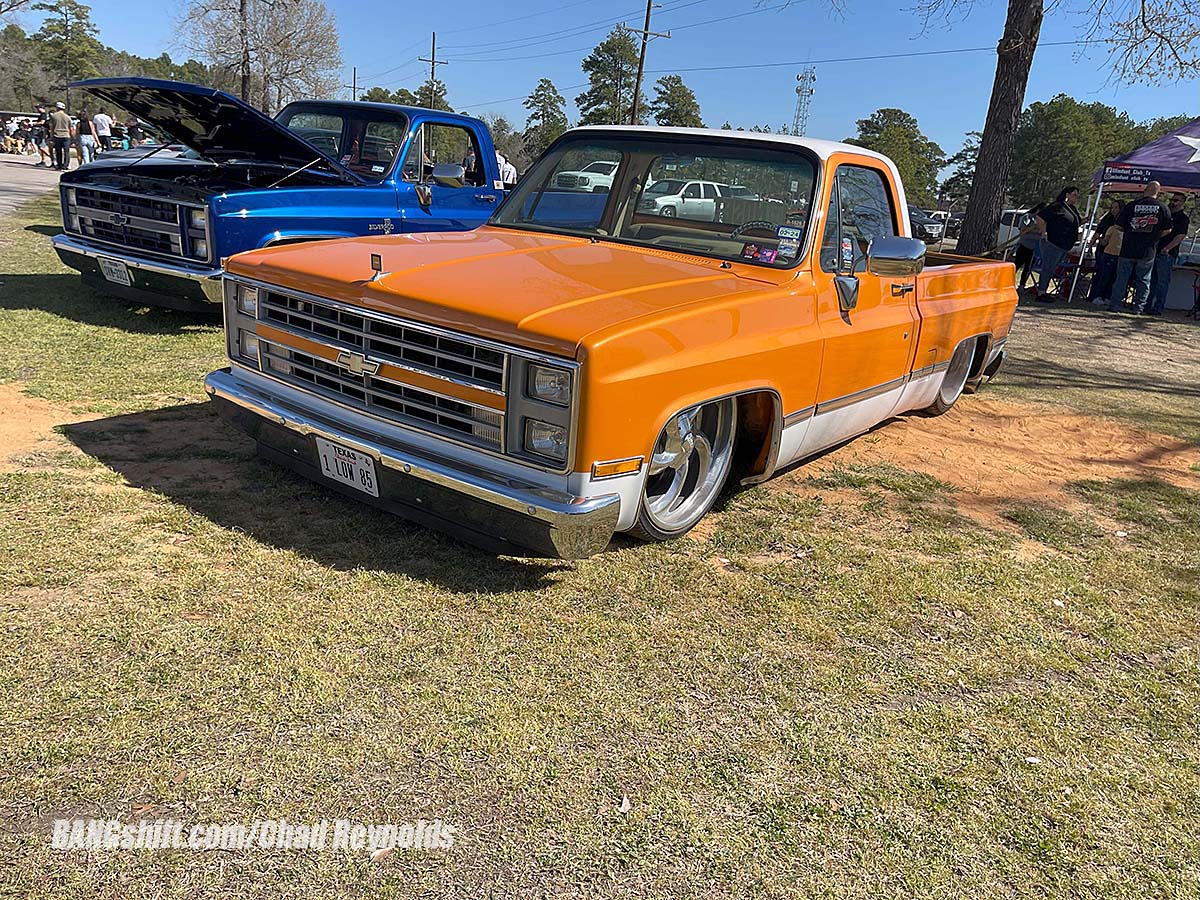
179 0 341 111
914 0 1199 254
0 0 32 15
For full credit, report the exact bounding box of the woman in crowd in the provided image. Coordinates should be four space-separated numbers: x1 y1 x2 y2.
1012 202 1044 291
1087 199 1124 303
1034 186 1082 302
76 109 98 166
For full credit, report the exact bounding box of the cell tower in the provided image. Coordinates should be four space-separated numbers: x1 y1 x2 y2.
791 67 817 136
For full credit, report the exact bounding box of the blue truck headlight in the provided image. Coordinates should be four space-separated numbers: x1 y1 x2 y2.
190 208 207 229
527 364 571 406
524 419 567 462
191 239 209 259
236 284 258 316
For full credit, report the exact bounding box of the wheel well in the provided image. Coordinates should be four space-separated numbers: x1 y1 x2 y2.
966 334 992 379
732 390 781 483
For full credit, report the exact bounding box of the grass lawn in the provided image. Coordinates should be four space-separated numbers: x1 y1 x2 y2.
2 195 1199 898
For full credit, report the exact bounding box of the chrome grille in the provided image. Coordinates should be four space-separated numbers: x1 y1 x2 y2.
66 187 207 262
260 341 503 450
260 290 505 390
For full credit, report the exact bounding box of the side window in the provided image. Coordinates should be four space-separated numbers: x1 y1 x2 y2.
401 122 485 186
819 164 897 273
702 183 718 200
683 183 701 199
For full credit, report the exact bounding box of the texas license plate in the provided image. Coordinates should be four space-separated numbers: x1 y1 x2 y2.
315 437 379 497
97 257 131 286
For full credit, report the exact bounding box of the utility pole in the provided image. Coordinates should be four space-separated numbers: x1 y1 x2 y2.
628 3 670 125
351 66 357 101
418 32 447 109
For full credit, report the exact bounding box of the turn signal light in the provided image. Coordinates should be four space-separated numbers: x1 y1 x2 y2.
591 456 643 479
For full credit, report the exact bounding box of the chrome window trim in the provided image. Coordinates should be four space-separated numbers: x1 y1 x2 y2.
225 274 581 476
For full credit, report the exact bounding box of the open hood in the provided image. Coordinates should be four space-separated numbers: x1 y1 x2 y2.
71 77 361 183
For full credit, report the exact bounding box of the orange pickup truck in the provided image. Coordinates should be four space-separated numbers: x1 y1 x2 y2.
204 127 1017 558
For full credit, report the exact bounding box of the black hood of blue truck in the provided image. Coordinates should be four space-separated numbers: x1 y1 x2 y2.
71 77 362 183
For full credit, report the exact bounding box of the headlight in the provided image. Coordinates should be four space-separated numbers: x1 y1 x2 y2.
236 284 258 316
65 187 76 206
524 419 567 462
190 208 207 229
191 239 208 259
237 328 259 362
527 364 571 406
579 176 590 186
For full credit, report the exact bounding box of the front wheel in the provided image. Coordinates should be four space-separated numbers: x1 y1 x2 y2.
631 398 736 541
661 206 676 217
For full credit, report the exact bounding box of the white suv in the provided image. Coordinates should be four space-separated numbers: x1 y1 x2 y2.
638 179 733 220
553 160 619 193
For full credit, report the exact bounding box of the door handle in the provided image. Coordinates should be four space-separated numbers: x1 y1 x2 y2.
891 282 915 297
474 193 497 203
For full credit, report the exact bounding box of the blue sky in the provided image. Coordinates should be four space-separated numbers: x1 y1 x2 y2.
18 0 1200 158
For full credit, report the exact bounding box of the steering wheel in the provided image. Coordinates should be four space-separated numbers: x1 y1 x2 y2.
730 220 777 239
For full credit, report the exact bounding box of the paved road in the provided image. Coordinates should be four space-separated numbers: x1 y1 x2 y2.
0 153 63 217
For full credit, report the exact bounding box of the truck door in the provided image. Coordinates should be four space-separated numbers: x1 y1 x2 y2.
801 161 918 453
398 119 499 233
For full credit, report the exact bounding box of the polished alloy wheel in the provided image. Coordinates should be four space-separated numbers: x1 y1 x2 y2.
938 341 973 405
636 398 736 537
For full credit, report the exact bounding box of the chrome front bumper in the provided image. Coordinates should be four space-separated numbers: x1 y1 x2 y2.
52 233 224 303
204 368 621 559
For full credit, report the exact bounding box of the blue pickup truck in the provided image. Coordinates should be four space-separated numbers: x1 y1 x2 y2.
52 78 506 310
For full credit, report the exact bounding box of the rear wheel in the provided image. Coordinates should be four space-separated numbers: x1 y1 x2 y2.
921 340 974 416
631 398 736 541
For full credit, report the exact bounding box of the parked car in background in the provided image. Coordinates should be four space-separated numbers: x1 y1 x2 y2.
205 126 1017 558
908 205 944 243
53 77 504 311
553 160 619 192
997 208 1031 247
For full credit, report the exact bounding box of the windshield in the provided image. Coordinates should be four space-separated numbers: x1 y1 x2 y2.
582 161 616 174
493 135 818 268
275 104 408 182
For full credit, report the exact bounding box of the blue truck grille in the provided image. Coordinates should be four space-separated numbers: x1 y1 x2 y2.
65 187 208 262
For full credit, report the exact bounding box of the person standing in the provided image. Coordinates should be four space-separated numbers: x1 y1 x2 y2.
75 109 97 165
92 107 113 151
1034 186 1081 302
1107 181 1173 313
1090 214 1125 305
1145 193 1190 316
48 101 72 170
32 104 52 167
1012 203 1043 292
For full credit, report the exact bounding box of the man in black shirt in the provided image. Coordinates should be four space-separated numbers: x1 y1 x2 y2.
1108 181 1173 313
1146 192 1191 316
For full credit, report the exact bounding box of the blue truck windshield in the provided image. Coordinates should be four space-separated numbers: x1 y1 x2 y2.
276 105 409 182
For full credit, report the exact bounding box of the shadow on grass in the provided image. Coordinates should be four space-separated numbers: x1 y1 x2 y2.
0 273 220 334
24 223 62 237
65 402 569 591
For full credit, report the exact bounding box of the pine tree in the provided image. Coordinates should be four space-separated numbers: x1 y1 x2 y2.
574 27 645 126
647 74 703 128
522 77 568 158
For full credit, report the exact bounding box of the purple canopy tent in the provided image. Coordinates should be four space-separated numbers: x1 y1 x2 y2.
1066 117 1200 302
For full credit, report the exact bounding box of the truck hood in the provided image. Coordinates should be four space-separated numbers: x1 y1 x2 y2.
226 227 791 357
71 77 360 183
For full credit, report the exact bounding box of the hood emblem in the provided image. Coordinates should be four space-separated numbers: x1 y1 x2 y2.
110 213 129 227
335 350 380 377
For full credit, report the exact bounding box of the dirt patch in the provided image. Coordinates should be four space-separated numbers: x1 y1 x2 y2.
0 384 95 473
773 395 1200 529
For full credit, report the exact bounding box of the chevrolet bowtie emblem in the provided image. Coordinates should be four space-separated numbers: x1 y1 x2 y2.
110 213 129 227
335 350 380 376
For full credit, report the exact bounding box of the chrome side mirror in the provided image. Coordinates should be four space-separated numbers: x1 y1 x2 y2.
868 236 927 277
432 163 466 189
